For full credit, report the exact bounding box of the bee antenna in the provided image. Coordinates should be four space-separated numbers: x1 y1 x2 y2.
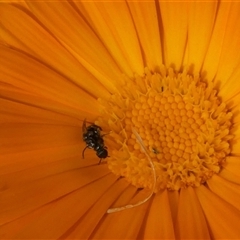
107 128 156 213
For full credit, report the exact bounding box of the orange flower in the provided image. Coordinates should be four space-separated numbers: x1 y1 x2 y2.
0 1 240 239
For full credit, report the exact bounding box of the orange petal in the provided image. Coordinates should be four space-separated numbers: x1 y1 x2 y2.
0 4 112 96
0 143 96 180
0 139 86 175
127 0 162 71
186 1 218 73
202 2 232 81
1 173 117 239
91 187 151 239
61 177 131 239
226 92 240 125
0 123 82 155
208 174 240 211
202 3 240 120
0 97 81 125
220 156 240 184
219 168 240 185
158 1 188 71
220 67 240 106
167 189 179 224
2 0 28 7
0 46 100 117
143 190 175 239
215 2 240 86
196 185 240 239
77 1 144 77
231 131 240 155
176 187 210 239
0 163 110 225
1 85 97 121
26 1 126 88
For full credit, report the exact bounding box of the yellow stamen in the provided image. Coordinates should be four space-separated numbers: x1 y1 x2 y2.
97 67 234 191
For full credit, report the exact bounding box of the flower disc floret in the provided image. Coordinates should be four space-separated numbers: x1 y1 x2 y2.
97 67 234 191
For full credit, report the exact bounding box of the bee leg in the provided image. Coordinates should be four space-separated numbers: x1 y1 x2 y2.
117 176 125 180
101 131 112 138
82 146 88 159
98 158 102 165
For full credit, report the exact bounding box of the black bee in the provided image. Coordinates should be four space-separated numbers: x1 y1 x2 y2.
82 119 108 164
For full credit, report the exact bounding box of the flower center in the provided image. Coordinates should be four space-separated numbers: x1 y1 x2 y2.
97 67 234 191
